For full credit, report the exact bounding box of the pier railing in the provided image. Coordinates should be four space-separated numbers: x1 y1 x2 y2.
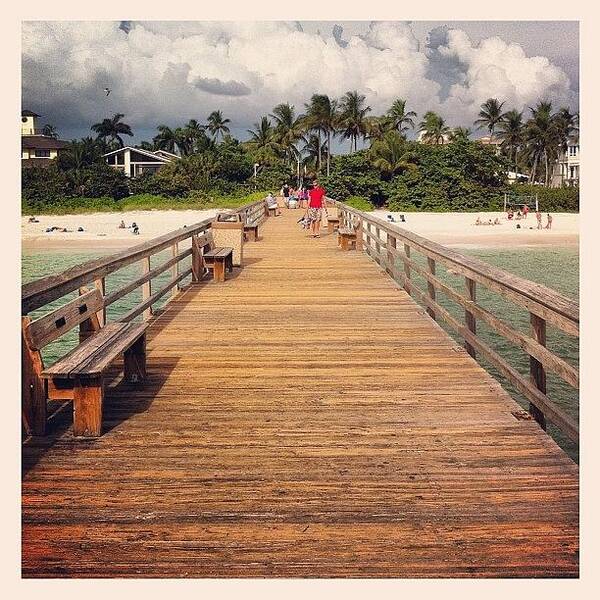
330 198 579 444
22 198 268 434
22 198 267 316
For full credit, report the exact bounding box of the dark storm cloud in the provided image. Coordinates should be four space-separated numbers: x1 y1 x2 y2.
193 77 251 97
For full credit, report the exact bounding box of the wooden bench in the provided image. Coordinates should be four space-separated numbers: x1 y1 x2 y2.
244 223 259 242
22 288 148 438
327 216 340 234
203 247 233 282
338 227 358 250
267 206 278 217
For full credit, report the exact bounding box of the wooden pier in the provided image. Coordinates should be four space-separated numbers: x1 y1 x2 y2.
22 199 579 578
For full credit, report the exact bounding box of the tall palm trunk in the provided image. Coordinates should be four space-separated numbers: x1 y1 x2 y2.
544 150 550 187
326 130 331 176
529 154 538 183
317 131 322 172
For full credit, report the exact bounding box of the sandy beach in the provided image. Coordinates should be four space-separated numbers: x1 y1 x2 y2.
371 210 579 249
22 208 579 252
21 209 219 252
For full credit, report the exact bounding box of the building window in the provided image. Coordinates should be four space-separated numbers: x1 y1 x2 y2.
34 149 51 158
568 145 578 157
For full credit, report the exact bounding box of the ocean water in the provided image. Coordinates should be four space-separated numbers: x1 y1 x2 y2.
22 245 193 363
22 245 579 460
397 246 579 461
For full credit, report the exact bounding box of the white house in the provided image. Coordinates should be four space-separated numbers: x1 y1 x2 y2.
477 135 503 155
21 110 69 166
416 130 451 145
103 146 175 178
552 138 580 187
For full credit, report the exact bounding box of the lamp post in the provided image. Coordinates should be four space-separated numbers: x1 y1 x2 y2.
253 163 260 190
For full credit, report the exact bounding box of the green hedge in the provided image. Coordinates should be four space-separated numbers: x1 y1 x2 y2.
507 185 579 212
343 196 375 211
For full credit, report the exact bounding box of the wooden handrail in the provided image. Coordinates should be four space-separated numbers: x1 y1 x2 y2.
328 199 579 334
329 197 579 443
22 199 269 315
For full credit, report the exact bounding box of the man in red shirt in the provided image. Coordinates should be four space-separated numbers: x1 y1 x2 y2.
307 180 327 238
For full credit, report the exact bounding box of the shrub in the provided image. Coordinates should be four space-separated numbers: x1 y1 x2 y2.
22 164 70 207
508 184 579 212
66 163 129 199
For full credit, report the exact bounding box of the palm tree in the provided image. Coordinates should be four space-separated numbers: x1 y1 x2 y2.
386 99 417 135
338 91 371 153
497 110 524 178
153 125 180 154
59 137 103 170
448 127 472 142
474 98 505 142
42 124 58 138
206 110 231 142
138 140 157 151
303 94 338 175
91 113 133 147
270 103 304 166
245 116 282 163
365 116 394 143
418 111 450 145
369 131 417 178
523 101 560 186
300 133 329 171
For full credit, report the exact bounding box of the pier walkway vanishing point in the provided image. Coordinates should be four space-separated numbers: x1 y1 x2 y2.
22 200 578 577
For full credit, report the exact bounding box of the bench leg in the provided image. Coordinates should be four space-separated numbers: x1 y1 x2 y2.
213 259 225 282
73 377 103 437
124 334 147 383
22 339 47 436
340 236 348 251
227 254 233 273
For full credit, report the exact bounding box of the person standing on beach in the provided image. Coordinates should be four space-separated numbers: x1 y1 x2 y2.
523 204 529 219
307 180 327 238
536 211 543 229
545 213 553 229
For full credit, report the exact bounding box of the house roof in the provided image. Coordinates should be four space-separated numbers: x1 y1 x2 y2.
22 110 41 117
21 136 69 150
153 149 179 159
102 146 172 163
478 135 503 146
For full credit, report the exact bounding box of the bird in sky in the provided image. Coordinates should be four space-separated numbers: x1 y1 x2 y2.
104 87 111 97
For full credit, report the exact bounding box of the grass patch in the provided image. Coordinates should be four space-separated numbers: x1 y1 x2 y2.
343 196 375 212
22 191 269 215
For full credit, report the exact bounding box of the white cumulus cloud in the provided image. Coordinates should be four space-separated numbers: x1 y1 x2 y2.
21 21 577 139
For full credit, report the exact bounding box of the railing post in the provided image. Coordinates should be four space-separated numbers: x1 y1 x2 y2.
464 277 476 358
94 277 106 326
529 313 547 429
356 217 363 250
365 222 372 255
141 256 152 321
386 233 396 277
374 226 381 260
171 242 179 296
191 235 202 283
21 316 46 437
403 244 411 295
426 258 436 321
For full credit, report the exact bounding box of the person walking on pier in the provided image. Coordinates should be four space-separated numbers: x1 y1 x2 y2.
307 180 327 238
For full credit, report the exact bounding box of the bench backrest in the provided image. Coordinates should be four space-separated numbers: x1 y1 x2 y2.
23 288 104 351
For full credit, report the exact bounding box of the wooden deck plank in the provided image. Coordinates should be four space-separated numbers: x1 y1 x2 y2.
22 208 578 578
